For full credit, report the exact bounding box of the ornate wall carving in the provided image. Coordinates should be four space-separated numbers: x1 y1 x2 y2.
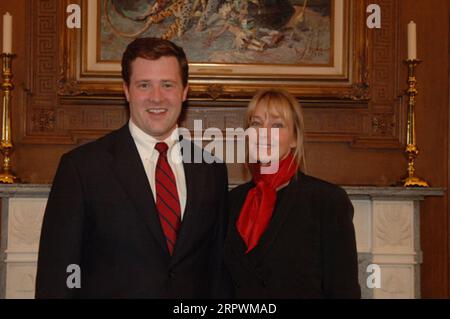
21 0 404 153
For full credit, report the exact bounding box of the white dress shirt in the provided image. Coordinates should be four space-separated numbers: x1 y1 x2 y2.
129 120 187 220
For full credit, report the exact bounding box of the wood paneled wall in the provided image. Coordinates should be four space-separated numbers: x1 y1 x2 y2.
0 0 448 297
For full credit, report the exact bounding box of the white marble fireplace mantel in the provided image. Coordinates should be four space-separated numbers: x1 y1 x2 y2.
0 184 445 299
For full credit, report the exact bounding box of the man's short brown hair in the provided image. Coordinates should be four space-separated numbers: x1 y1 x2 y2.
121 37 189 87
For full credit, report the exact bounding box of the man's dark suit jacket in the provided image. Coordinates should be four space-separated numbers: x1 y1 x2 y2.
224 172 361 298
35 125 229 298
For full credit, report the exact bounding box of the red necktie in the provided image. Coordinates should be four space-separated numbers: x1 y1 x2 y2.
155 142 181 255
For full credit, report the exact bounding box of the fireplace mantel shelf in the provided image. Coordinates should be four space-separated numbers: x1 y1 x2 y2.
0 184 445 198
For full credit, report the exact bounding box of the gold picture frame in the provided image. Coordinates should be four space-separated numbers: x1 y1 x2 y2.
58 0 369 101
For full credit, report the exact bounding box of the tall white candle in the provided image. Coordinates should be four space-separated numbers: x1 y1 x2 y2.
3 12 12 54
407 21 417 60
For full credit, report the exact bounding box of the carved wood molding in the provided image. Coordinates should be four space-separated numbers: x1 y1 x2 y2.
21 0 404 149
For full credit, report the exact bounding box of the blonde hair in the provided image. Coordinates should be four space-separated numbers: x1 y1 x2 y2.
246 89 307 172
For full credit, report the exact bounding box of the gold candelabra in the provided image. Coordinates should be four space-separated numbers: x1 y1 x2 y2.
0 53 18 184
401 59 428 187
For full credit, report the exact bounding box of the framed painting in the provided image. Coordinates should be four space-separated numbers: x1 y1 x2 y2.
59 0 369 100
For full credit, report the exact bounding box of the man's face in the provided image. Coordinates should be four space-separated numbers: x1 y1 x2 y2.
123 56 188 140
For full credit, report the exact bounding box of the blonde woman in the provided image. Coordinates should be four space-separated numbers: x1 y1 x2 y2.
224 89 361 298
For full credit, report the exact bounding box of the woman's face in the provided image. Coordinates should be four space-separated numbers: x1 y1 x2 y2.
248 102 296 164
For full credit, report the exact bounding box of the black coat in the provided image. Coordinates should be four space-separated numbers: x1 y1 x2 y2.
224 172 361 298
36 125 230 298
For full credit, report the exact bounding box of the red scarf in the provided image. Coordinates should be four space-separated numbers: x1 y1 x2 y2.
236 153 298 253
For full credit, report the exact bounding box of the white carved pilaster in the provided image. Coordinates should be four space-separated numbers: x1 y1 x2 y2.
5 261 38 299
352 199 372 253
373 265 415 299
373 201 414 254
7 198 47 251
4 197 47 298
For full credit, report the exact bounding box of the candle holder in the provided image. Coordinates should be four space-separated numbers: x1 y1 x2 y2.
0 53 19 184
400 59 428 187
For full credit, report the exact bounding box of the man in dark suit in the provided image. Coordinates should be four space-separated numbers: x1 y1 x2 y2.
35 38 229 298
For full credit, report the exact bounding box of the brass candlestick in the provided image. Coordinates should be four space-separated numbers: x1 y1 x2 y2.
402 59 428 187
0 53 19 184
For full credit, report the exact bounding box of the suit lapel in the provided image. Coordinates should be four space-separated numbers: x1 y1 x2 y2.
253 177 300 261
228 183 254 256
169 140 207 266
111 125 169 255
170 159 199 266
228 183 264 273
231 175 302 267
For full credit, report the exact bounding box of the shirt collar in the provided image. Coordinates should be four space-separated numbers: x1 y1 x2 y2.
129 119 180 156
